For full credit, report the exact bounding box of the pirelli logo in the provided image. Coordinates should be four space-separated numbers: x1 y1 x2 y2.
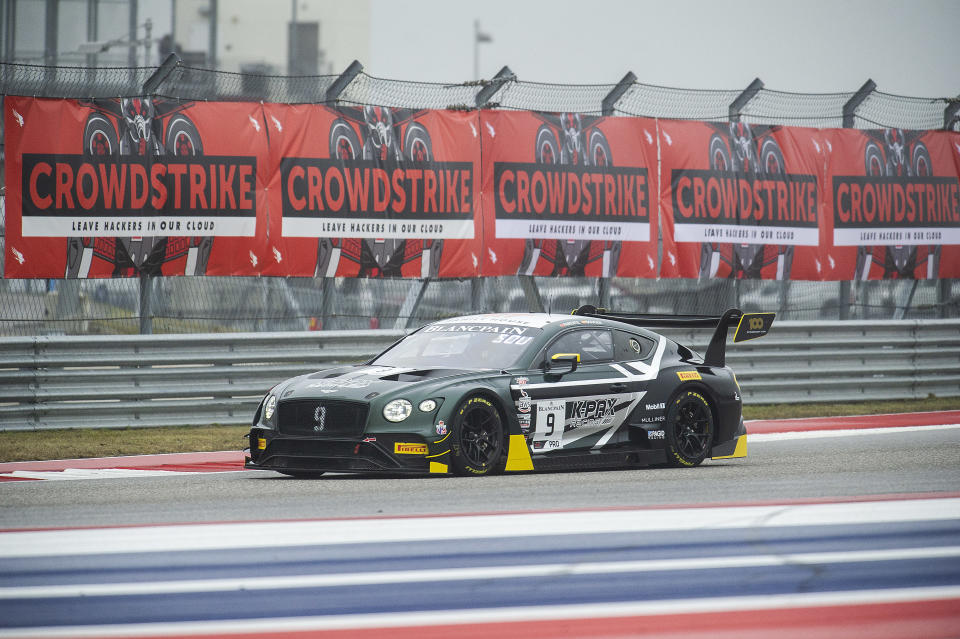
677 370 702 381
394 442 428 455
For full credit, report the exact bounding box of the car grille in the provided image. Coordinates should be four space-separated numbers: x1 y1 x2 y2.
277 400 368 437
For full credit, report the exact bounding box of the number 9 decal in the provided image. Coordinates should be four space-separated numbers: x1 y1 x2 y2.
535 400 565 450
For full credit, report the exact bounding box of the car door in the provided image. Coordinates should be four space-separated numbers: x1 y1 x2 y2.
510 327 652 453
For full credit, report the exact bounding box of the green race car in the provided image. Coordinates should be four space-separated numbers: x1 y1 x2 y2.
245 306 773 477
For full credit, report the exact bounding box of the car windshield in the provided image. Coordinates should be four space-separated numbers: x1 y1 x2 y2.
371 323 542 370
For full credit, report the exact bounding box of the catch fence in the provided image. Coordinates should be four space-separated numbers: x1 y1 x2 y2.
1 58 958 336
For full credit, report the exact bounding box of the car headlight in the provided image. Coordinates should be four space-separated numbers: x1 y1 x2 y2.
383 399 413 422
418 399 437 413
264 395 277 421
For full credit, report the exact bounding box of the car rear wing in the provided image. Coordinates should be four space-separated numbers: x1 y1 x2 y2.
571 305 775 368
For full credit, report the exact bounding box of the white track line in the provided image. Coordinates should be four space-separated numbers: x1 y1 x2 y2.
749 423 960 441
4 469 202 481
2 497 959 558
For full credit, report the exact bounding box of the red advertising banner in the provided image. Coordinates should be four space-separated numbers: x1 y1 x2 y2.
659 120 827 280
479 111 659 277
823 128 960 280
263 104 481 278
5 96 960 281
5 95 270 277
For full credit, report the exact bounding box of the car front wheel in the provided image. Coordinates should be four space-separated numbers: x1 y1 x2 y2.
451 396 505 476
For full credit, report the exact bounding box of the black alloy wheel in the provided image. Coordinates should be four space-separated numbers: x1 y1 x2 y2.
452 396 505 476
666 389 714 467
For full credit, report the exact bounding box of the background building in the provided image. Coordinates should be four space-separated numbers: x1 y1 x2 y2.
0 0 370 75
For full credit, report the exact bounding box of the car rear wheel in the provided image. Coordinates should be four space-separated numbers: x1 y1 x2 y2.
451 396 505 476
665 389 714 467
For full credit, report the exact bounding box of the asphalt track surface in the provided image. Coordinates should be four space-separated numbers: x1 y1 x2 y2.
1 413 959 637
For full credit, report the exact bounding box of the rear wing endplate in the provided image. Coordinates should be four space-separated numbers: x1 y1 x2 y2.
572 305 774 368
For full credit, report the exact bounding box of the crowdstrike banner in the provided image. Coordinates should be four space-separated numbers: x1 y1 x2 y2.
479 110 659 278
3 96 959 280
824 128 960 280
21 154 257 237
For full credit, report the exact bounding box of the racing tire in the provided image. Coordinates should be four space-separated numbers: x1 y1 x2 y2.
864 141 885 176
329 118 362 160
450 395 506 476
404 122 433 163
165 115 203 156
759 137 785 174
588 129 613 167
665 389 714 468
83 114 119 156
708 134 731 171
535 125 561 165
912 142 932 177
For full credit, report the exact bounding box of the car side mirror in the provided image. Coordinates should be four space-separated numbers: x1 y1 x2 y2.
546 353 579 376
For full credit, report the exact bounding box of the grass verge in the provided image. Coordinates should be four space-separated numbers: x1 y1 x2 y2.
1 397 958 463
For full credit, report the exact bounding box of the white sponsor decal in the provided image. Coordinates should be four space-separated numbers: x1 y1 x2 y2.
436 313 559 328
21 216 254 237
674 223 818 246
495 219 649 242
833 227 960 247
534 400 565 450
283 217 474 240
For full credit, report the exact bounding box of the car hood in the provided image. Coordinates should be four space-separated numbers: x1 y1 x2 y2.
277 364 482 402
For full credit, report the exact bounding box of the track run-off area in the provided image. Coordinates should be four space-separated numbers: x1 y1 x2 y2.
1 411 959 638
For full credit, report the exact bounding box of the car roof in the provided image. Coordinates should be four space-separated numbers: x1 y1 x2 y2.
428 313 663 337
430 313 577 329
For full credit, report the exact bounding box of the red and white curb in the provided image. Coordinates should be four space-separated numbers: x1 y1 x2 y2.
0 451 244 482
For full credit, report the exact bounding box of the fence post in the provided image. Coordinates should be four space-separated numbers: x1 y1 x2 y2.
325 60 363 104
475 66 514 108
842 79 876 128
725 78 765 310
944 98 960 131
518 275 545 312
132 54 182 336
143 52 181 95
394 279 430 330
471 278 485 313
139 273 153 335
729 77 764 122
598 277 610 308
840 79 876 320
937 279 950 319
602 71 636 116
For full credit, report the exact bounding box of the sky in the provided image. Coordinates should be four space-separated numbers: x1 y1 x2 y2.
368 0 960 98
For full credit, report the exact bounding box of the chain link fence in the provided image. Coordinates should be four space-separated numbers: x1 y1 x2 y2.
1 59 958 336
